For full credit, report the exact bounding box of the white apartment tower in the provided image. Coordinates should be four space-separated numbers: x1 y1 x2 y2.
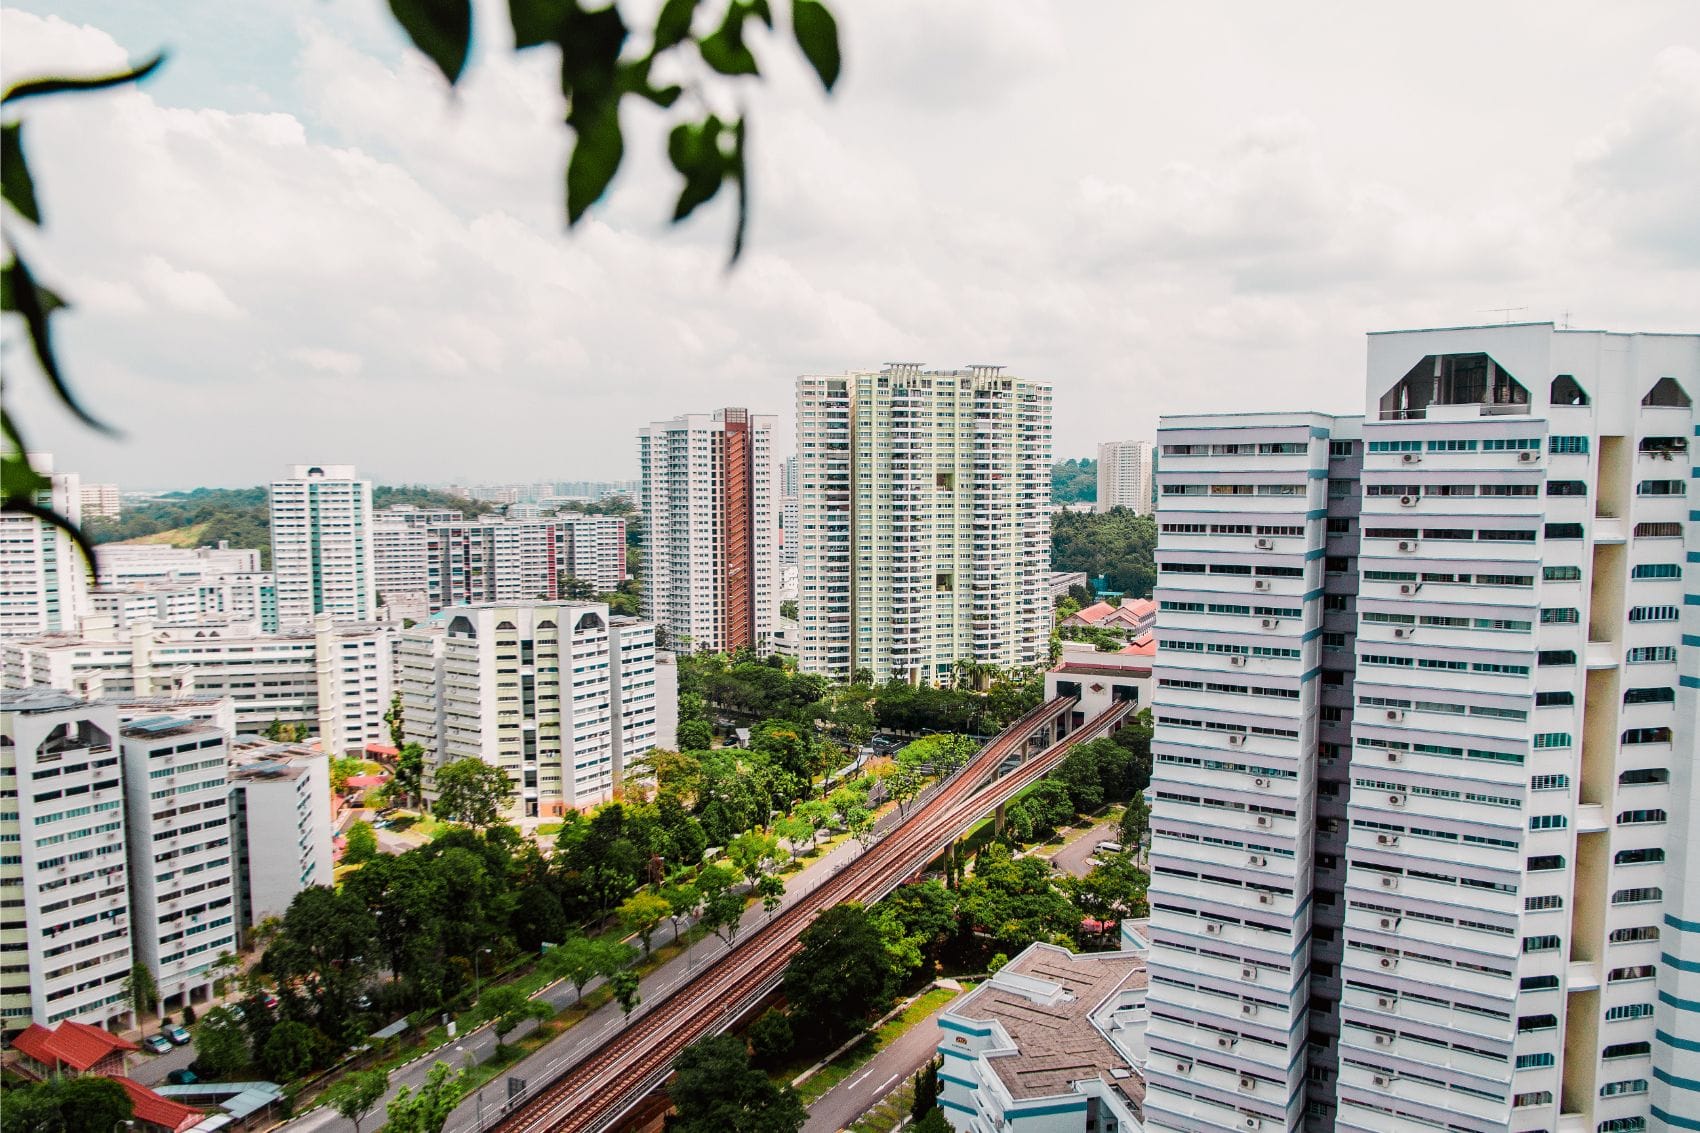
1098 439 1157 514
227 739 334 929
397 602 659 817
780 455 800 566
1142 324 1698 1133
269 465 376 627
638 409 777 653
0 692 133 1034
79 483 121 519
119 716 236 1013
0 454 87 639
795 365 1053 684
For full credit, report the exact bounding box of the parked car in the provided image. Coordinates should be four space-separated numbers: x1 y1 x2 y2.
143 1033 173 1054
260 993 279 1011
165 1023 192 1046
354 993 372 1010
166 1069 199 1085
226 1003 245 1022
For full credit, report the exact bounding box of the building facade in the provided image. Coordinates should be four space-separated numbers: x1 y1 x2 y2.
0 454 87 640
269 464 376 627
93 543 263 586
638 408 777 653
1098 440 1157 515
78 483 121 519
795 365 1053 684
0 692 133 1035
119 716 236 1013
780 454 800 566
1142 324 1698 1133
398 602 659 817
227 739 333 930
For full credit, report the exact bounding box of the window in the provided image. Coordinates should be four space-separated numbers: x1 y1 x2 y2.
1641 376 1691 407
1627 605 1678 622
1602 1041 1651 1059
1547 480 1588 496
1548 434 1589 454
1517 1052 1556 1069
1615 848 1664 866
1329 440 1353 457
1545 522 1585 539
1610 887 1662 905
1428 439 1479 452
1616 809 1665 825
1538 650 1577 667
1530 774 1569 791
1619 768 1668 786
1367 440 1422 452
1634 522 1682 538
1522 935 1561 953
1530 815 1568 831
1627 645 1676 663
1603 1003 1653 1021
1533 733 1572 749
1525 894 1563 911
1622 686 1674 705
1630 563 1680 579
1519 1011 1559 1029
1598 1117 1647 1133
1623 727 1672 745
1636 479 1685 496
1513 1091 1553 1108
1536 691 1575 707
1608 926 1658 944
1540 607 1580 624
1527 855 1565 872
1543 565 1582 581
1607 966 1655 984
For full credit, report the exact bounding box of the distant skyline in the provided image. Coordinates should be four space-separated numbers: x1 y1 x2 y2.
3 2 1697 488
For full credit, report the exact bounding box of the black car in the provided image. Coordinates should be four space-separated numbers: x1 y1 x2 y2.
167 1069 199 1085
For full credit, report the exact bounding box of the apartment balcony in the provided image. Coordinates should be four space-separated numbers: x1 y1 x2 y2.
1573 803 1608 833
1591 515 1628 543
1336 1061 1507 1125
1338 1018 1509 1084
1565 958 1600 992
1584 640 1619 669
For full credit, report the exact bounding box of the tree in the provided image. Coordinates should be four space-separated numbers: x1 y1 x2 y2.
610 968 640 1021
385 691 405 749
779 599 798 620
0 1075 134 1133
543 936 632 1005
343 819 379 864
746 1008 793 1067
431 757 513 829
701 888 747 946
385 1061 469 1133
331 1069 389 1133
676 718 714 751
958 844 1079 952
193 1006 250 1079
618 890 671 956
911 1056 941 1121
260 1019 318 1081
1051 458 1097 505
329 755 365 794
661 882 700 943
482 984 552 1053
913 1108 952 1133
757 874 786 915
393 742 426 808
886 764 924 815
1121 792 1150 849
728 829 781 880
782 903 893 1041
773 813 814 857
669 1034 807 1133
124 957 158 1020
1050 509 1159 599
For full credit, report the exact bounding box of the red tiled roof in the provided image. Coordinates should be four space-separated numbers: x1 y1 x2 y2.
107 1074 205 1132
1117 638 1156 656
1070 601 1116 623
12 1020 138 1071
343 774 389 789
365 743 399 757
1120 597 1157 618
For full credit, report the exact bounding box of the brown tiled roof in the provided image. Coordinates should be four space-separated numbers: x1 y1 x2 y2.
11 1020 137 1072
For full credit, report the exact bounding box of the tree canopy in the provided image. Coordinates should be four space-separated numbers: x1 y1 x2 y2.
782 902 894 1041
1050 508 1158 598
669 1034 807 1133
432 757 514 828
1051 457 1096 505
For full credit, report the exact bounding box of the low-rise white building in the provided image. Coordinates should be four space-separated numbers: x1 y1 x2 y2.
227 739 333 931
0 691 133 1035
937 943 1151 1133
398 602 659 817
93 543 263 586
119 716 236 1013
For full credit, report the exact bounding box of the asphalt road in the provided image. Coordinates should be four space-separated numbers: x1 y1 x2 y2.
1047 814 1124 879
802 994 960 1133
283 831 867 1133
126 1036 197 1086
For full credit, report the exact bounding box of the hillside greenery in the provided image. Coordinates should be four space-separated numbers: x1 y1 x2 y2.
1050 508 1158 598
1050 458 1096 505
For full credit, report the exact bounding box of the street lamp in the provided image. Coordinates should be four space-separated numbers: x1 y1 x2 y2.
458 1045 484 1128
473 947 492 1005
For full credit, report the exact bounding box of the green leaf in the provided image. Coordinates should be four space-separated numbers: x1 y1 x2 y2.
791 0 840 91
2 253 113 435
386 0 473 85
730 116 749 264
559 2 628 102
699 3 760 76
1 411 50 500
2 124 41 224
667 117 726 222
509 0 567 49
652 0 699 53
616 58 682 108
565 104 623 225
3 53 164 104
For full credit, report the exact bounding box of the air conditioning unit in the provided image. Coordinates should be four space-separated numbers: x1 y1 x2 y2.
1377 995 1397 1009
1204 921 1224 936
1385 709 1405 722
1255 538 1274 550
1253 579 1271 591
1260 618 1280 629
1393 627 1413 639
1518 451 1538 463
1253 776 1268 788
1400 453 1421 465
1175 1060 1193 1075
1248 855 1267 867
1387 793 1405 807
1378 917 1400 931
1372 1032 1394 1047
1241 966 1257 980
1381 875 1400 890
1375 833 1400 847
1255 815 1272 829
1385 751 1401 764
1398 495 1417 507
1239 1075 1256 1090
1217 1035 1237 1050
1241 1004 1259 1017
1372 1073 1392 1087
1257 893 1274 906
1230 655 1248 667
1243 1118 1263 1132
1379 956 1399 971
1398 582 1421 595
1397 540 1417 552
1228 734 1246 746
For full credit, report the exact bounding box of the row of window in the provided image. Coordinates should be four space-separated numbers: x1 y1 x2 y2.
1367 437 1542 452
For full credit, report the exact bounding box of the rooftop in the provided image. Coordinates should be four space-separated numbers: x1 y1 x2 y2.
11 1020 138 1071
122 715 218 740
947 944 1148 1106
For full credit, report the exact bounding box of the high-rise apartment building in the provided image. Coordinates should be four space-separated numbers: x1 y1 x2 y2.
638 409 776 653
1098 439 1157 514
78 483 121 519
397 602 659 816
780 455 800 566
269 464 376 627
0 692 133 1034
119 716 236 1013
1142 324 1697 1133
795 365 1053 683
0 454 87 639
227 737 333 930
560 513 628 594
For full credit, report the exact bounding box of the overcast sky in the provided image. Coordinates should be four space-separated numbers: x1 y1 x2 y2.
3 2 1697 489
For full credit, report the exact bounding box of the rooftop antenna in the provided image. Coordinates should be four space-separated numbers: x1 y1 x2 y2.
1482 306 1528 325
1559 309 1572 329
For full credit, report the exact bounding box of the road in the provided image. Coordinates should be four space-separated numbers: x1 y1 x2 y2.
1047 813 1123 879
126 1037 197 1086
283 831 868 1133
802 994 960 1133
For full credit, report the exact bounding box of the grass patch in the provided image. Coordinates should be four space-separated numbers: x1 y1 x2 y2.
793 984 966 1107
536 821 564 837
117 522 211 547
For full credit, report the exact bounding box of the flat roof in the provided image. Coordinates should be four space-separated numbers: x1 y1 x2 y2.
1 688 89 713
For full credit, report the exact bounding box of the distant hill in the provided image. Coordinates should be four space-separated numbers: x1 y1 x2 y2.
1051 458 1096 505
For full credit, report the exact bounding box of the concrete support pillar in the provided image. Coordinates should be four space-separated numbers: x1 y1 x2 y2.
993 802 1007 836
